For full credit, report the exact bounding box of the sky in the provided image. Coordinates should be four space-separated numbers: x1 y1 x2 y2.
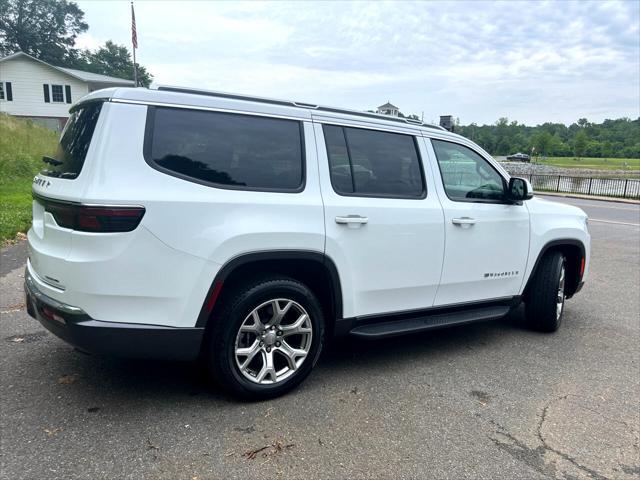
75 0 640 126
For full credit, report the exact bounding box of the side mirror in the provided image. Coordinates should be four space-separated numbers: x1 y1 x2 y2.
507 177 534 203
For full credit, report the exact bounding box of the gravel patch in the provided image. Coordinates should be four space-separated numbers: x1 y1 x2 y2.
497 160 640 179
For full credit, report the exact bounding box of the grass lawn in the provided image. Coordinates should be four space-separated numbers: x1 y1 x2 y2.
0 114 58 243
532 156 640 171
0 178 36 242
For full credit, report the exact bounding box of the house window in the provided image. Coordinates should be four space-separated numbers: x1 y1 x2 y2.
0 82 11 101
51 84 64 102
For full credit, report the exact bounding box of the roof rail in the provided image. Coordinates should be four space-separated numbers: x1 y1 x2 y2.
156 85 446 131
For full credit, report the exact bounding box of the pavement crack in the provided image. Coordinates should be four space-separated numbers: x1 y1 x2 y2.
483 395 613 480
536 395 608 480
487 427 556 479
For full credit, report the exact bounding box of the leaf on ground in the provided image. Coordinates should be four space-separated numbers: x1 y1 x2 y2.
470 390 491 406
57 374 78 385
1 302 25 314
43 427 62 437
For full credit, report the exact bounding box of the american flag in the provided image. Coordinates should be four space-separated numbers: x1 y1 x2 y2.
131 2 138 49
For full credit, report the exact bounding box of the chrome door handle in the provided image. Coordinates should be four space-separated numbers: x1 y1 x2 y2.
335 215 369 225
452 217 476 226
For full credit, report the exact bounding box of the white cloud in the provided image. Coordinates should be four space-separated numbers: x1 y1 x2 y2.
75 0 640 125
73 33 105 51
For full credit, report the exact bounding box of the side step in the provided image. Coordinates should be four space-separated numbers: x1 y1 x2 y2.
349 306 511 339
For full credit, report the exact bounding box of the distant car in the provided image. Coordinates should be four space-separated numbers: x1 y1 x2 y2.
507 152 531 162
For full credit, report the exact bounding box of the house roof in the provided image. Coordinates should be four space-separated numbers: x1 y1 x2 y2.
378 102 399 110
0 51 135 85
57 67 135 84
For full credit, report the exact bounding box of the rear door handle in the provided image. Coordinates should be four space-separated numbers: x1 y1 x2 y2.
452 217 476 226
335 215 369 225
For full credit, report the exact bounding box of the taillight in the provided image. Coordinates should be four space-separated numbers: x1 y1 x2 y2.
35 195 145 233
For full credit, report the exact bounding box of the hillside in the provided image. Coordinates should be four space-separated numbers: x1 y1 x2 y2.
0 114 58 242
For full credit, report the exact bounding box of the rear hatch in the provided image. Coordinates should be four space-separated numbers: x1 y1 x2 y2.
29 100 144 291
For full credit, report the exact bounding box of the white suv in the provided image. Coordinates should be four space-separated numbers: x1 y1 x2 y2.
25 87 590 399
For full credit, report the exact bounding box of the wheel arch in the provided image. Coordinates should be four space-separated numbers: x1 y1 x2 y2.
524 239 586 299
195 250 343 332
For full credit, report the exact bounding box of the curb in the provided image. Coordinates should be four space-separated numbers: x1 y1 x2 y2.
536 191 640 205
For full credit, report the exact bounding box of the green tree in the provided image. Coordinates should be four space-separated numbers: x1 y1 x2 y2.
573 130 588 158
533 131 553 156
455 117 638 159
76 41 152 87
0 0 88 64
577 118 590 128
1 0 152 86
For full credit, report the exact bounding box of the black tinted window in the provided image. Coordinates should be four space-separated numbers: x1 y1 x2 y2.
41 101 103 179
431 139 505 202
147 107 304 191
323 125 425 198
323 125 353 193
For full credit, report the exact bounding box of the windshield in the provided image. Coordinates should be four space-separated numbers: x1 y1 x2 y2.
41 101 103 179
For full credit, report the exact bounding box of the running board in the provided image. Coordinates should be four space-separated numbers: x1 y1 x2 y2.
349 306 511 339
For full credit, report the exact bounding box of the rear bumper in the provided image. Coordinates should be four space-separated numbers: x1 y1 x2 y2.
25 268 204 360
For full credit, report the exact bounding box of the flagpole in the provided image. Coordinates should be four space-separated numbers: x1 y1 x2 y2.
132 44 138 87
131 1 138 87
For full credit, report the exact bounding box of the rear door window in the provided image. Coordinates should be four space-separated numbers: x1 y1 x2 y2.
323 124 425 198
41 101 103 179
145 107 305 192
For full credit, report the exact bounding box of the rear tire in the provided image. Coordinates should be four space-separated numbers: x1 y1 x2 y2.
207 276 324 400
525 251 566 332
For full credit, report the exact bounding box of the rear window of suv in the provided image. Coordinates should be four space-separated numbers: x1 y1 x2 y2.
41 101 103 179
145 107 305 192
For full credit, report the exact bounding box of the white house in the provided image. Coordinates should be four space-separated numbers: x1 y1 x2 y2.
0 51 134 131
376 102 399 117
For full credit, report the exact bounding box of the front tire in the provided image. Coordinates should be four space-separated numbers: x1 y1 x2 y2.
525 251 566 332
207 276 325 400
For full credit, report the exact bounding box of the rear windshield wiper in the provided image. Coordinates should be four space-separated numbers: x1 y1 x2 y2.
59 172 78 179
42 156 63 166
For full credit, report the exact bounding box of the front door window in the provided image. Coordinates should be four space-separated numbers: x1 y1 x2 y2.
431 139 506 202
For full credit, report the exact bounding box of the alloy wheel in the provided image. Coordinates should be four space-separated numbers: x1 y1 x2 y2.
234 299 313 385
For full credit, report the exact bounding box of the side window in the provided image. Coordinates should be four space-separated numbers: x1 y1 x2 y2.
146 107 304 192
431 139 506 202
323 124 425 198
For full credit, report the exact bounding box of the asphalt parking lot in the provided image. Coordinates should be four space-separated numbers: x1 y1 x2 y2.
1 196 638 480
